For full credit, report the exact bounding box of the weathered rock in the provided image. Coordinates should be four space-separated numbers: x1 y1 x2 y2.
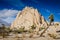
10 7 47 31
43 25 58 38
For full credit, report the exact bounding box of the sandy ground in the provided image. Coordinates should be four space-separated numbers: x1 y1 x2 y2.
0 37 60 40
0 35 60 40
0 37 56 40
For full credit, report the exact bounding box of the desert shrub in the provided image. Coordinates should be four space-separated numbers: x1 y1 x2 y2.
23 30 28 33
39 27 45 31
5 27 12 33
31 25 36 29
55 23 59 26
48 33 57 39
0 31 9 38
17 27 25 33
3 32 9 38
0 24 10 38
17 28 24 33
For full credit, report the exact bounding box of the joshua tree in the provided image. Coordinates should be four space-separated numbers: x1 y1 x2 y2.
40 14 54 37
49 14 54 25
2 24 6 38
0 24 8 38
2 24 5 30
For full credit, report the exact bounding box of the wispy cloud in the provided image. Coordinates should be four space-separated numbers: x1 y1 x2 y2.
2 17 15 23
45 9 50 13
0 9 19 23
0 9 19 18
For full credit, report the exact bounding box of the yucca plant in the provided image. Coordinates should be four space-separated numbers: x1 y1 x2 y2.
49 14 54 25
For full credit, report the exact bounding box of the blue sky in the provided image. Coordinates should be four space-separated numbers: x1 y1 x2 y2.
0 0 60 23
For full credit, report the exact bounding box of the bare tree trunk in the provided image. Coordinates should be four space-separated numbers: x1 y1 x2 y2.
40 26 49 36
40 21 49 37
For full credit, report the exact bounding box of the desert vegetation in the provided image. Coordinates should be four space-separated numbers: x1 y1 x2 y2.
0 24 11 38
0 7 60 40
0 14 58 37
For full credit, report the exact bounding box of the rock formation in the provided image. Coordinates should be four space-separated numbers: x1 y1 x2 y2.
10 7 47 31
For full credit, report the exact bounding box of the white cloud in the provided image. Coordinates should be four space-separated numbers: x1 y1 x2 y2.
2 17 15 23
0 9 19 18
0 9 19 23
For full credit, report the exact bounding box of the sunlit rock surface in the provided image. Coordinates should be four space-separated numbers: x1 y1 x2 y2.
10 7 47 30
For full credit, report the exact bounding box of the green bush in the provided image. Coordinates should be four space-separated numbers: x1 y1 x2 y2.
39 27 45 31
16 27 25 33
31 25 36 29
18 28 24 33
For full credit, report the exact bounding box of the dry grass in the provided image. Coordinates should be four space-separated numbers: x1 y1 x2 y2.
48 33 57 39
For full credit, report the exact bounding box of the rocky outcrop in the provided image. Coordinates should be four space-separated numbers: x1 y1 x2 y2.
10 7 47 30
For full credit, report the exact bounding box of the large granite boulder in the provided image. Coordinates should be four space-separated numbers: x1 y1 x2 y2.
10 7 47 31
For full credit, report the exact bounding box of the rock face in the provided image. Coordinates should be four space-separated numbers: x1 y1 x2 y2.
10 7 47 30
